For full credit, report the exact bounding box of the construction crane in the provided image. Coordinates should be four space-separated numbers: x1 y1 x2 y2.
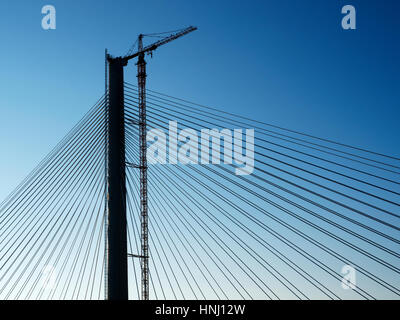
124 26 197 60
105 26 197 301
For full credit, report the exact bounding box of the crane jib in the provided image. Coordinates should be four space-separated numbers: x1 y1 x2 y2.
122 26 197 62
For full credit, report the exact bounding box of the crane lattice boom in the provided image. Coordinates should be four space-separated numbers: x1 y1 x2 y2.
124 26 197 61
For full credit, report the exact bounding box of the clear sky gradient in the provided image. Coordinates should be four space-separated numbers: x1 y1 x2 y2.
0 0 399 199
0 0 399 300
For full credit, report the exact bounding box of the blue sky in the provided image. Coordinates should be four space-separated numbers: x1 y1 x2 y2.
0 0 399 199
0 0 399 299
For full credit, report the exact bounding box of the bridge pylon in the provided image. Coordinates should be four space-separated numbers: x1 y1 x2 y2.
105 56 128 300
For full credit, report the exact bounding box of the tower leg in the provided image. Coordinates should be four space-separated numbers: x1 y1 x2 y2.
106 57 128 300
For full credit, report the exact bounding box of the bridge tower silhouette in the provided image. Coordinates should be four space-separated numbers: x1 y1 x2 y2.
105 27 197 300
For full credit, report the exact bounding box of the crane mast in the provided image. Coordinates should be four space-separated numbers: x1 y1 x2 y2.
105 26 197 300
136 34 149 300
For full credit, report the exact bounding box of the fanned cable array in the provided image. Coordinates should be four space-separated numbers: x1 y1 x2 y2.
0 83 399 300
124 81 400 300
0 95 108 300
